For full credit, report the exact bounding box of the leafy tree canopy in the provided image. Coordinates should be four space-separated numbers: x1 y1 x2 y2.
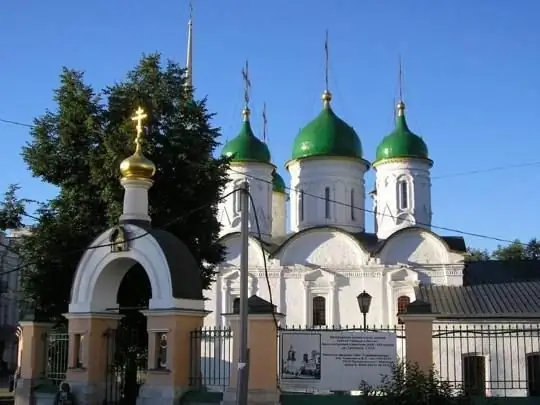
466 238 540 261
0 54 229 320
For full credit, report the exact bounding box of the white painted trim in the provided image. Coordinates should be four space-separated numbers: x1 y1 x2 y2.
18 322 54 327
148 328 171 333
399 314 437 322
223 313 283 321
141 308 210 317
62 312 123 320
68 330 88 335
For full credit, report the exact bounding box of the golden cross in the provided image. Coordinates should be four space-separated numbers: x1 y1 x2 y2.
131 107 147 151
242 61 251 107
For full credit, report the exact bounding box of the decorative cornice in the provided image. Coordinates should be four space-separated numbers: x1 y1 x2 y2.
373 156 433 169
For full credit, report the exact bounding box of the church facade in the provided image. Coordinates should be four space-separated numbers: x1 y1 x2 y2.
201 79 540 397
204 86 467 329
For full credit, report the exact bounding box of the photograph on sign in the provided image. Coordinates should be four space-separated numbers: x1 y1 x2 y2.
280 332 321 380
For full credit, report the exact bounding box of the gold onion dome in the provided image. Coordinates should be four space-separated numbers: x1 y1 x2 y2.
120 151 156 180
120 107 156 180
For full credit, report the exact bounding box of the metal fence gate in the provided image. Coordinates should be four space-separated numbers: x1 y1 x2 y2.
104 323 148 405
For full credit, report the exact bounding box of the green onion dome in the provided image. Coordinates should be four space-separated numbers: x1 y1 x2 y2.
291 91 363 160
222 108 271 163
374 102 430 164
272 170 287 194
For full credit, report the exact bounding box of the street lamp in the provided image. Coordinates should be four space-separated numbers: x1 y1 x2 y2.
356 290 372 330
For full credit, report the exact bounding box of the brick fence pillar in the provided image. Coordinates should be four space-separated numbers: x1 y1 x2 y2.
399 300 437 373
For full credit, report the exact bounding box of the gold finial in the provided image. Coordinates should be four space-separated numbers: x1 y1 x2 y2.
241 60 251 121
119 107 156 181
322 30 332 108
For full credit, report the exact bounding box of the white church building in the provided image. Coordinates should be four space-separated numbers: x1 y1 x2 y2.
202 82 540 397
206 90 466 329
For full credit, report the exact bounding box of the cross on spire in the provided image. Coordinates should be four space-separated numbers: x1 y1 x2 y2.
242 60 251 108
324 30 329 91
262 102 268 143
131 107 148 152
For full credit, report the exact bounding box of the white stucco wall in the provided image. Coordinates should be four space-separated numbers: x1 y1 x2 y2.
218 162 274 238
204 227 464 328
287 158 369 234
200 227 466 391
272 191 287 238
433 321 540 397
374 159 432 240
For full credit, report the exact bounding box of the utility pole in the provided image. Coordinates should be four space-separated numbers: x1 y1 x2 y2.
236 181 250 405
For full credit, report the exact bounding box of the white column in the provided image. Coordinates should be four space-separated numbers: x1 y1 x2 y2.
303 281 312 326
329 281 338 327
120 178 152 222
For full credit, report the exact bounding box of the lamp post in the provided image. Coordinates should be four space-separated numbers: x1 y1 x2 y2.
356 291 372 330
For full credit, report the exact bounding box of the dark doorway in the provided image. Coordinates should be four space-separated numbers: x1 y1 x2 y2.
104 264 151 405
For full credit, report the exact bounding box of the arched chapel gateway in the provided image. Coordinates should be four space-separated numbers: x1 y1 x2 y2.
14 108 212 405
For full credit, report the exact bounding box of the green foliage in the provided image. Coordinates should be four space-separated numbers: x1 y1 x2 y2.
465 247 490 262
492 239 540 261
360 362 471 405
3 53 229 320
467 238 540 262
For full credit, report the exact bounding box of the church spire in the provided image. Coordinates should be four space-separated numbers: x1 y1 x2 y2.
241 60 251 121
396 55 405 117
185 0 194 89
321 30 332 108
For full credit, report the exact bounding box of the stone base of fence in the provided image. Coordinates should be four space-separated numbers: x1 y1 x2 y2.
137 385 189 405
222 387 279 405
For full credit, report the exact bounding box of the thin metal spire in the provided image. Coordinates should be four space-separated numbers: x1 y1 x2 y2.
398 54 404 103
322 30 332 108
262 102 268 143
397 55 406 117
185 0 194 89
324 30 329 92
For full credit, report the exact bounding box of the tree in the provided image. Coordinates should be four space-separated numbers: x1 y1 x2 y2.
5 54 229 320
465 247 490 262
492 238 540 261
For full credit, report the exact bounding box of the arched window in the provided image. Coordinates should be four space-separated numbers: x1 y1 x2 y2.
398 180 409 209
397 296 410 324
299 190 305 221
233 297 240 313
350 189 356 220
324 187 331 219
312 296 326 326
234 185 243 213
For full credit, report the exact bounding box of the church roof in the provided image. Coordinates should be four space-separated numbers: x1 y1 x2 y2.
415 281 540 319
253 228 467 256
121 220 204 300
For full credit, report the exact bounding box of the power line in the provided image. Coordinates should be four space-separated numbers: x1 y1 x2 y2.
2 116 539 180
227 167 527 247
0 118 34 128
0 189 239 277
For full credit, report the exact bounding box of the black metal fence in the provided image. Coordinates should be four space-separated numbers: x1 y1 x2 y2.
45 329 69 386
189 327 233 391
433 323 540 397
278 325 406 393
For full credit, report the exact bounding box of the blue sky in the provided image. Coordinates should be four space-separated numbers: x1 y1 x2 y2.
1 0 539 251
